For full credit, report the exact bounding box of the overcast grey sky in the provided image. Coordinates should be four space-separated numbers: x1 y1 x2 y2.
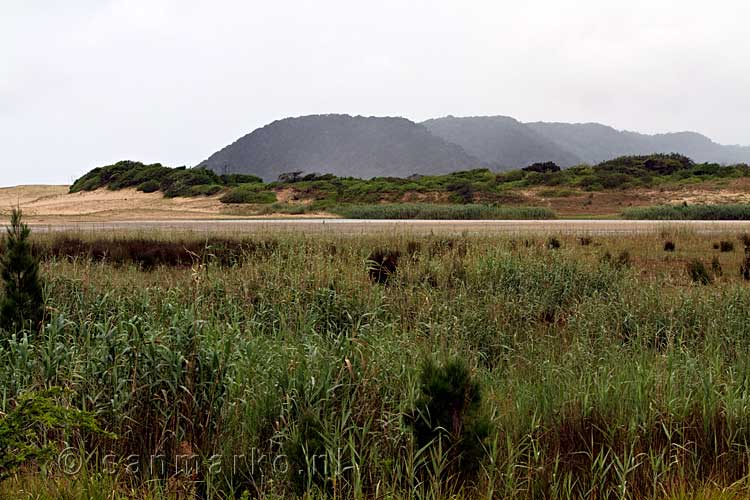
1 0 748 186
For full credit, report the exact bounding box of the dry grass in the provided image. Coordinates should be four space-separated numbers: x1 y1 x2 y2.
524 178 750 217
0 186 334 222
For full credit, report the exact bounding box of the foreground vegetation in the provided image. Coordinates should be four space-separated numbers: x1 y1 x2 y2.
5 223 750 498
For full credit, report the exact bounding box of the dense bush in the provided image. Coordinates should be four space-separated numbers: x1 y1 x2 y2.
0 389 108 482
70 161 171 193
220 173 263 185
220 185 277 204
69 161 260 199
523 161 561 173
137 179 161 193
687 259 713 284
719 240 735 252
159 167 222 197
366 249 400 284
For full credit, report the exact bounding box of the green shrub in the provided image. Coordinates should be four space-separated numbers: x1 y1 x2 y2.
70 161 171 193
719 240 734 252
0 388 109 482
71 162 248 199
160 168 222 197
220 173 263 185
137 180 161 193
254 203 311 215
187 184 223 196
220 186 277 204
366 249 400 284
687 259 713 284
616 249 632 267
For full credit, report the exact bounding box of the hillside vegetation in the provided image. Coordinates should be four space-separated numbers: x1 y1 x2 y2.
69 155 750 219
70 160 262 197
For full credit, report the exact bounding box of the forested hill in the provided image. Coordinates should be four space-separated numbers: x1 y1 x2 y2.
526 122 750 166
197 114 484 180
421 116 583 168
196 114 750 180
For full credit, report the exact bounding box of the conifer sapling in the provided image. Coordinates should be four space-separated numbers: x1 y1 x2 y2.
0 209 45 333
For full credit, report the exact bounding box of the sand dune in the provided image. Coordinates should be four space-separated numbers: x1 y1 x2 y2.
0 185 232 222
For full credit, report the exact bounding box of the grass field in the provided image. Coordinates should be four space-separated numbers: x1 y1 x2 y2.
4 228 750 498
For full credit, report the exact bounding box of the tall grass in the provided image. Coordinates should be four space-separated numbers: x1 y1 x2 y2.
623 204 750 220
332 203 556 220
4 231 750 498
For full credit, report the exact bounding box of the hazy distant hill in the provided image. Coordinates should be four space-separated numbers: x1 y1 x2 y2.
197 114 750 180
197 114 482 180
527 122 750 165
422 116 583 168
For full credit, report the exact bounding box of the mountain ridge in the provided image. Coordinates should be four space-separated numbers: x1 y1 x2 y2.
197 114 485 180
198 114 750 180
525 121 750 165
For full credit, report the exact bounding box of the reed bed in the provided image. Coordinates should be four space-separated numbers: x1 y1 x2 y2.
623 204 750 220
331 203 556 220
3 230 750 499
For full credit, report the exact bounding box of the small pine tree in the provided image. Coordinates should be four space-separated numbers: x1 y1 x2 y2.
409 358 490 484
0 209 45 333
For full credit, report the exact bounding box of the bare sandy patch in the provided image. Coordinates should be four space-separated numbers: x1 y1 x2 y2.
0 186 229 220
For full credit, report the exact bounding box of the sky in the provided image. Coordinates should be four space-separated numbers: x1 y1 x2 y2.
1 0 749 187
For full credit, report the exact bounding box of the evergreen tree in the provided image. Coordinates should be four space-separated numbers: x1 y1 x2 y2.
409 357 490 484
0 209 44 333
